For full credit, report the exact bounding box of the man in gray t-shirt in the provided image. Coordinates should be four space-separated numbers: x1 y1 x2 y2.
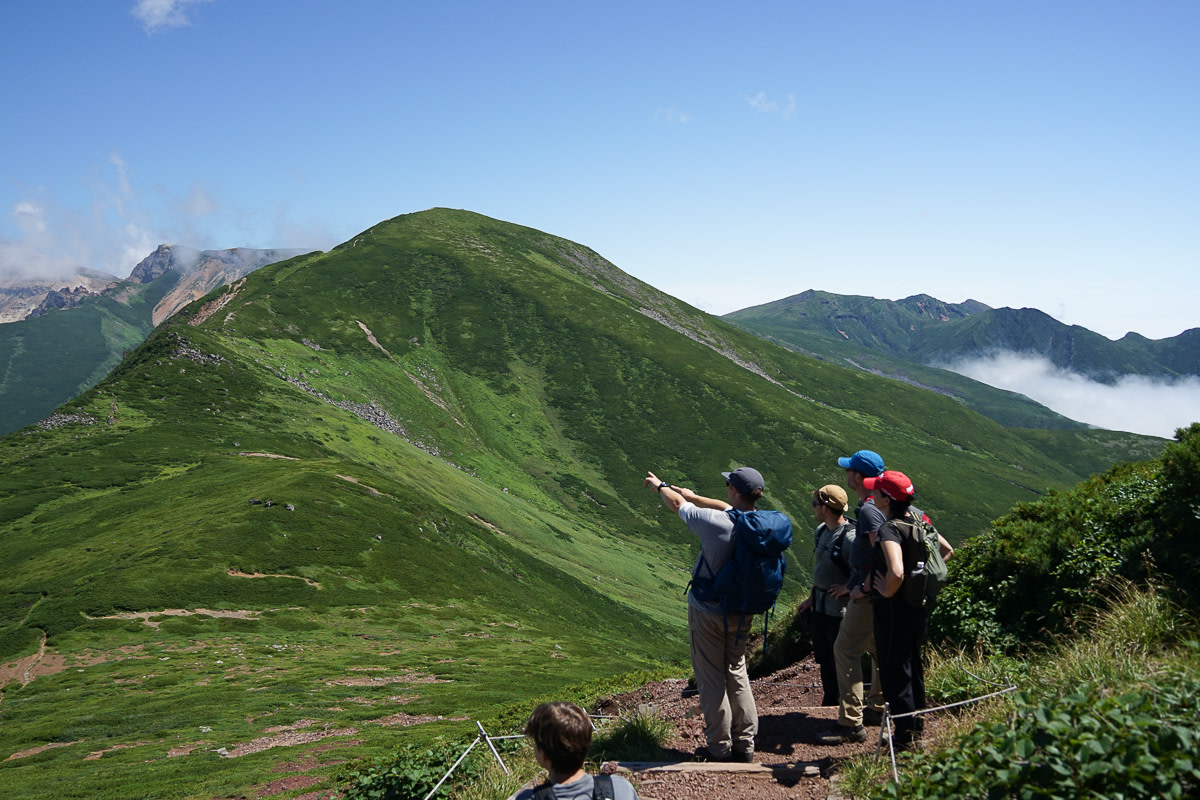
644 466 767 762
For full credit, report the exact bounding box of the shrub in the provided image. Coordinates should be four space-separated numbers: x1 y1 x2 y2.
341 739 490 800
877 662 1200 800
931 424 1200 653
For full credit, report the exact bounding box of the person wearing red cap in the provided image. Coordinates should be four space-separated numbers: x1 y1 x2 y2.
862 470 953 749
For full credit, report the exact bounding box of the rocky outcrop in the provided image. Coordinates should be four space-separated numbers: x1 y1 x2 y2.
132 244 307 325
26 286 95 318
0 269 119 323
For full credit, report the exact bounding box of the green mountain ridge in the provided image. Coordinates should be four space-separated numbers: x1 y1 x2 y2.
0 209 1166 798
725 289 1200 430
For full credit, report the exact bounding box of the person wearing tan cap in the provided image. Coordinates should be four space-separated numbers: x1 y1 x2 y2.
818 449 888 746
797 484 856 707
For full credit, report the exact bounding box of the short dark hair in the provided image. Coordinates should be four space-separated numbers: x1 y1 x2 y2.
524 702 592 774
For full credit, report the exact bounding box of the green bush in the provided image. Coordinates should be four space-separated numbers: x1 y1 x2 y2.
931 424 1200 653
341 739 491 800
878 658 1200 800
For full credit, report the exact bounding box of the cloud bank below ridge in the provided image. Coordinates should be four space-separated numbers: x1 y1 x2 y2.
943 352 1200 439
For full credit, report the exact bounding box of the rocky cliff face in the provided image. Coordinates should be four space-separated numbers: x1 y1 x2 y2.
0 270 120 323
135 245 307 324
2 246 306 325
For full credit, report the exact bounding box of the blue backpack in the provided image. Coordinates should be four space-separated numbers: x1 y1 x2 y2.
689 509 793 641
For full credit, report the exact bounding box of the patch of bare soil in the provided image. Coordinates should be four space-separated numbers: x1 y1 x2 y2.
0 632 62 693
375 712 469 727
227 569 322 588
594 657 886 800
4 740 84 762
87 608 264 629
252 775 323 797
325 671 451 687
221 727 361 758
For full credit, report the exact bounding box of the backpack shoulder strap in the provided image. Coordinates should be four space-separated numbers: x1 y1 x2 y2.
593 774 616 800
832 520 853 572
531 781 556 800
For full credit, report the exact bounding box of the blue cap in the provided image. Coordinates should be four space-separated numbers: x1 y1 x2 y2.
837 450 885 477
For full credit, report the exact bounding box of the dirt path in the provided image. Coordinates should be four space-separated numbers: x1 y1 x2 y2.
595 658 884 800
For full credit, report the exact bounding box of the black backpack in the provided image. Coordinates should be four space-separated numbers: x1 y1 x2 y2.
532 774 615 800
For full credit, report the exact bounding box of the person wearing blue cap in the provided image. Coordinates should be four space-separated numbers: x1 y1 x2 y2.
643 466 766 763
818 450 888 745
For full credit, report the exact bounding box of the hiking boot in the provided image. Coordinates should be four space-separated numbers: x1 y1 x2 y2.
693 746 731 762
862 708 884 726
732 748 754 763
817 724 868 745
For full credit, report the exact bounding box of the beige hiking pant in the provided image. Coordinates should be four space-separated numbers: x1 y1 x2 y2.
688 604 758 757
832 596 885 727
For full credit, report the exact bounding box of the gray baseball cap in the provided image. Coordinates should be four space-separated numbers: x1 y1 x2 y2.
722 467 765 495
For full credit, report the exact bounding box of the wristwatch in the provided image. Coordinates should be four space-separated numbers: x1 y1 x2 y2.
657 482 670 492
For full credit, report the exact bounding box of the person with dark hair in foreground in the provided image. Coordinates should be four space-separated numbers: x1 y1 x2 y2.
509 702 639 800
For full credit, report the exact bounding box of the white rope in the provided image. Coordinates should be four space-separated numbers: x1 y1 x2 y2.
881 683 1019 784
887 685 1018 719
420 715 618 794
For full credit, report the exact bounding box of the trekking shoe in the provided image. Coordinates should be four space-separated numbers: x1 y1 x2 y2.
693 746 731 762
862 708 884 726
817 724 868 745
732 749 754 763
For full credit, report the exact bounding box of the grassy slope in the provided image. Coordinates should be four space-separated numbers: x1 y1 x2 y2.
0 209 1163 798
0 273 181 436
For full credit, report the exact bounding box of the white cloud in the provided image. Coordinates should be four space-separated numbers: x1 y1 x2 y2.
1 156 332 282
131 0 212 34
746 92 796 119
2 156 165 280
654 107 693 124
942 351 1200 439
746 91 777 113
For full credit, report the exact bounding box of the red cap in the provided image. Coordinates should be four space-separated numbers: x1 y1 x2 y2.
862 470 915 501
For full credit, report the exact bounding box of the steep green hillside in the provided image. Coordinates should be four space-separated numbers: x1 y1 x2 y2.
0 272 180 436
0 210 1165 798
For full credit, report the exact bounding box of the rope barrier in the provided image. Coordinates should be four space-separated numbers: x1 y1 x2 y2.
880 682 1019 783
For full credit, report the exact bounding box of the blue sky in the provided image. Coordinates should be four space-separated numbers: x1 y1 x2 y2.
2 0 1197 346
